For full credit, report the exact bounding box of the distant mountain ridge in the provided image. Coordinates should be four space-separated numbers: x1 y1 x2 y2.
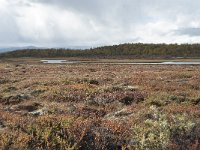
0 46 44 53
0 46 91 53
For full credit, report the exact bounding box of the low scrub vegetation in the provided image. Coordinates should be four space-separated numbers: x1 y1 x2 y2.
132 106 199 150
0 62 200 149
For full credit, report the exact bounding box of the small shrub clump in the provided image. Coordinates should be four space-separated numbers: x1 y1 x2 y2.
132 106 200 150
0 117 77 150
132 106 171 150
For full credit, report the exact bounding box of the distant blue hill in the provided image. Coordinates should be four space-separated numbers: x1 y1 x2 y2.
0 46 91 53
0 46 43 53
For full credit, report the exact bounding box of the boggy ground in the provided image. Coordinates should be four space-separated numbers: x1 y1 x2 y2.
0 62 200 150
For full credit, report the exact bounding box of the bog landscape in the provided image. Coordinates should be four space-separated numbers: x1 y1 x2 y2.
1 0 200 149
0 44 200 150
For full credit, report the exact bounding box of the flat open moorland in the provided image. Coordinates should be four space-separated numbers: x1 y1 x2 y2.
0 60 200 149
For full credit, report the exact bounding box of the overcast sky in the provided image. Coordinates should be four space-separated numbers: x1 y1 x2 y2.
0 0 200 48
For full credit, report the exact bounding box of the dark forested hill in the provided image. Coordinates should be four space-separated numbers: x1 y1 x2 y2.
1 43 200 58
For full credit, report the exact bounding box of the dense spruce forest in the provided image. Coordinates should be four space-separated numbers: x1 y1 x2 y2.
1 43 200 58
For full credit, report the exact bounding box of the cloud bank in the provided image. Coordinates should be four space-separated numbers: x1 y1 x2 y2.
0 0 200 47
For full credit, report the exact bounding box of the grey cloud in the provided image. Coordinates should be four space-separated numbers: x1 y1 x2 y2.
175 28 200 36
31 0 154 25
1 0 200 47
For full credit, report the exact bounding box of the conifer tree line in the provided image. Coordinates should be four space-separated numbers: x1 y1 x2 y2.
1 43 200 58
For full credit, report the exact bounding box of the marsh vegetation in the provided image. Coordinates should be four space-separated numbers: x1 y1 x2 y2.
0 61 200 149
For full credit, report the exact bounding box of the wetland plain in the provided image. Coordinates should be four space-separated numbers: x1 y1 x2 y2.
0 58 200 149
